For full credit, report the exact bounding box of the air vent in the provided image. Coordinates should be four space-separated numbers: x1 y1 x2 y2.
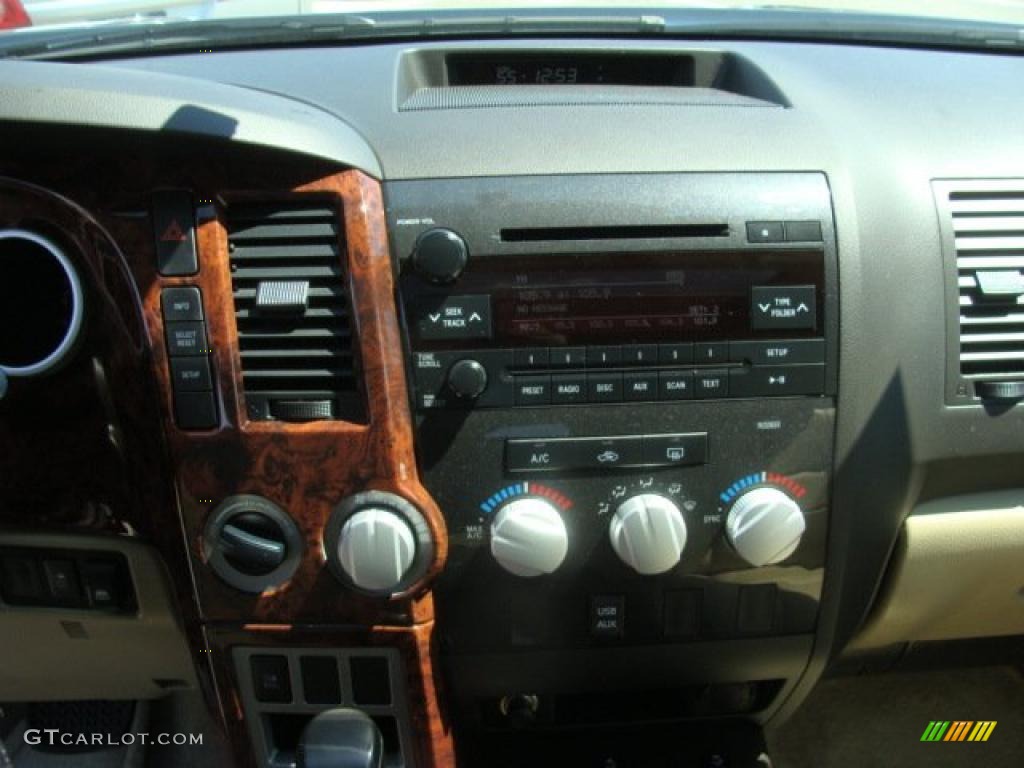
226 201 364 422
945 184 1024 382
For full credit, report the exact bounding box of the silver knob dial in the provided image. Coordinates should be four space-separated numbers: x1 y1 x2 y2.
726 487 806 567
337 508 417 593
609 493 688 575
490 498 569 577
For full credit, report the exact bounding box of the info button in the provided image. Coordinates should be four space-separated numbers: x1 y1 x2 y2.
506 439 577 473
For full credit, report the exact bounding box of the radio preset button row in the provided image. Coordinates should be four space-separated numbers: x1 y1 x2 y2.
412 341 826 409
506 433 707 473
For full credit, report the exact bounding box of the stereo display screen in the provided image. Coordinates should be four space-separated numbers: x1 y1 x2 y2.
408 250 824 348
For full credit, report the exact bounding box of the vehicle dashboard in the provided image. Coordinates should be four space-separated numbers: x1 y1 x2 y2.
1 29 1024 768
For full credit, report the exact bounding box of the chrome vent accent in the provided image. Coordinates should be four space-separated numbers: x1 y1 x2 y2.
946 182 1024 378
226 201 364 422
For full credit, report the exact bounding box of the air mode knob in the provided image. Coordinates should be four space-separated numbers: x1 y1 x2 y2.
490 498 569 577
411 228 468 284
726 487 806 567
609 494 687 575
325 491 434 596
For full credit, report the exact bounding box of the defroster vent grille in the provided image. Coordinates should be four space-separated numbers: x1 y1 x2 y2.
226 200 364 422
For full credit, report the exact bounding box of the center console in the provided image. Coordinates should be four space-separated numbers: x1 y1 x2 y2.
389 173 838 749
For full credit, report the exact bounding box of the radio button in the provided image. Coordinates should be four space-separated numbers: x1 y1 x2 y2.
514 347 549 368
552 374 586 404
659 343 693 365
729 364 825 397
575 436 643 469
751 286 816 331
587 373 623 403
642 433 708 467
622 344 659 365
623 372 657 401
729 339 825 366
659 371 694 400
694 342 728 364
586 346 621 366
695 370 729 398
550 346 586 368
514 376 551 405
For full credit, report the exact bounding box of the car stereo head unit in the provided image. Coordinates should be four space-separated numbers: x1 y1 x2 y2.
390 173 837 411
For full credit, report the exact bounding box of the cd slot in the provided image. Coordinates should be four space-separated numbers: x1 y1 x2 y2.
500 224 729 242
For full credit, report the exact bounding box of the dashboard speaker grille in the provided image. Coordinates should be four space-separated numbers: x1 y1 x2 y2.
946 183 1024 377
226 200 365 422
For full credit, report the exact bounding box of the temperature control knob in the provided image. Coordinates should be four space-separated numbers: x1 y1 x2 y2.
609 494 688 575
726 487 806 567
490 498 569 577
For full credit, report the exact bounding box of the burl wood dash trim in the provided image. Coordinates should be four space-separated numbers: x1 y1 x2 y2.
141 170 447 627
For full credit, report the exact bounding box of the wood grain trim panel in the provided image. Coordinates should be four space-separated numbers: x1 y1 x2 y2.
139 170 446 626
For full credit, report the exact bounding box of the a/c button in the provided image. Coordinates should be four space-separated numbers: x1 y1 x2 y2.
506 439 576 473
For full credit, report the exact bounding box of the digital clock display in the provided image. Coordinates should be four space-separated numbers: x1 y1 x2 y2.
447 53 694 87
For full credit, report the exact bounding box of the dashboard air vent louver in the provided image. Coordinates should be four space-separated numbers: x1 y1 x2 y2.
945 184 1024 383
226 200 364 423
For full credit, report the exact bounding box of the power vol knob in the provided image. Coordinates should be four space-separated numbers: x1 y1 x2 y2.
411 228 468 284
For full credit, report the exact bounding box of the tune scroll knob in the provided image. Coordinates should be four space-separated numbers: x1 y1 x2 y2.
490 498 569 577
609 493 688 575
412 228 469 284
726 487 806 567
325 491 434 597
446 358 488 399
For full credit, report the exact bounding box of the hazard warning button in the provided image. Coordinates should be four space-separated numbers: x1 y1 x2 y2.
152 190 198 276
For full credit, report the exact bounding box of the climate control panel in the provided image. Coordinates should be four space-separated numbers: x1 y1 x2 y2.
422 397 832 652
